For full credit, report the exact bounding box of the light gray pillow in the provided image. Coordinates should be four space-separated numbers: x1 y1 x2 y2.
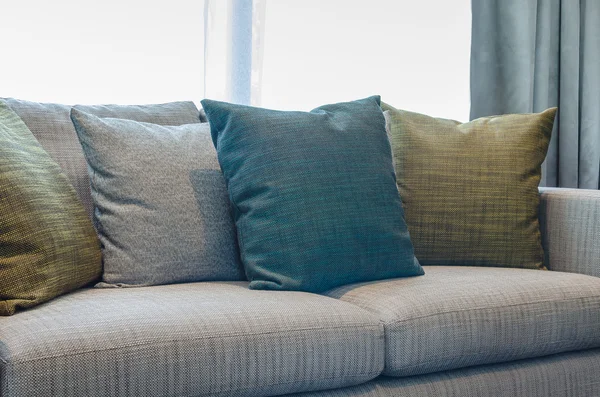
70 108 244 287
5 98 202 219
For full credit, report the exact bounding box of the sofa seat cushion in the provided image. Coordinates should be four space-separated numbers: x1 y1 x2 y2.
291 349 600 397
0 282 384 397
325 266 600 377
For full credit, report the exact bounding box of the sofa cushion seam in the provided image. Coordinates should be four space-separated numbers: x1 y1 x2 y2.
6 323 384 365
376 294 600 326
187 371 381 397
385 344 600 374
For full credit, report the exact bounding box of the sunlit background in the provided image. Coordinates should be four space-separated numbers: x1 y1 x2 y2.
261 1 471 120
1 0 471 120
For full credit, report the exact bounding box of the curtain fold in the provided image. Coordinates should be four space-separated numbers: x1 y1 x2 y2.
203 0 266 105
470 0 600 189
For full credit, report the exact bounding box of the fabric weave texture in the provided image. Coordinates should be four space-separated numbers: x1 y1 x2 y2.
291 349 600 397
202 96 423 293
71 109 244 287
539 187 600 277
4 98 202 219
0 282 383 396
326 266 600 377
382 103 556 269
0 100 101 315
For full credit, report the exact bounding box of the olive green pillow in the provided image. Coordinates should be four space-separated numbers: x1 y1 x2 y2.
382 103 557 269
0 100 101 315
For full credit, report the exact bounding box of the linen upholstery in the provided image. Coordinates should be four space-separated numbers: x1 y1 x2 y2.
0 101 101 315
326 266 600 377
291 349 600 397
382 103 556 269
4 98 202 218
539 187 600 278
73 102 202 124
202 97 423 293
71 109 243 286
0 282 384 397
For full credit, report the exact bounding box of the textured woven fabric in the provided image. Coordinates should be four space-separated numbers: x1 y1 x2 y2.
382 103 557 269
74 102 202 123
0 101 101 315
326 266 600 377
539 187 600 278
202 97 423 293
0 282 384 397
4 98 202 219
71 109 244 286
291 349 600 396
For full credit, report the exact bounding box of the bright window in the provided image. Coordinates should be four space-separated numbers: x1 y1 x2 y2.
2 0 471 121
0 0 204 105
260 1 471 120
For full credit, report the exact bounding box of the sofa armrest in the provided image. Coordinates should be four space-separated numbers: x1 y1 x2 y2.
539 187 600 277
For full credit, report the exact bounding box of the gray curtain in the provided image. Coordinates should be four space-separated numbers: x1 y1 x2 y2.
470 0 600 189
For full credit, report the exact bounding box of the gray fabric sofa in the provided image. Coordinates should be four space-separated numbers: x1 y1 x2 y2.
1 99 600 397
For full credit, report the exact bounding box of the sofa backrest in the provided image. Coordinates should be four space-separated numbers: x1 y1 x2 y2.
5 98 202 219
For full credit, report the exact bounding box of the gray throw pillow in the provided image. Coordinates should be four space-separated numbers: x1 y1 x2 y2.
5 98 202 219
70 109 244 287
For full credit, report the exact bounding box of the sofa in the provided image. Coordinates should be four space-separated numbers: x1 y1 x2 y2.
1 98 599 397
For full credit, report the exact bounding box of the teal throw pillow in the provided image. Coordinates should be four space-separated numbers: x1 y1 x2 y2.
202 96 424 293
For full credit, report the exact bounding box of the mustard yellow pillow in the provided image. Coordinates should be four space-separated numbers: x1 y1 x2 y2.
382 103 556 269
0 100 101 315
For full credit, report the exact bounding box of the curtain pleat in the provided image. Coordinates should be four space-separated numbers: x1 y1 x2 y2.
470 0 600 189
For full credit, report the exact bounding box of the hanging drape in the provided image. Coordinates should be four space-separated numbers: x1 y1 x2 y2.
203 0 266 105
470 0 600 189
